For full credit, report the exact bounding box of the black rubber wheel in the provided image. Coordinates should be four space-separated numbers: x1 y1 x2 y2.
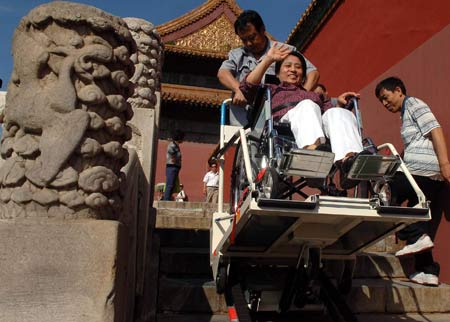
230 142 258 213
307 247 321 280
216 265 228 294
259 167 281 199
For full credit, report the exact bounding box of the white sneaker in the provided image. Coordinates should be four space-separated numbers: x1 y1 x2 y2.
409 272 439 286
395 234 434 257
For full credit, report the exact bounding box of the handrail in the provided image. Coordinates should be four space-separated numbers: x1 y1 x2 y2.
349 96 363 139
218 98 232 214
378 143 428 208
240 128 253 188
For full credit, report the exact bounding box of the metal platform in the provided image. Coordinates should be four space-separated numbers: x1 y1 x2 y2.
212 193 430 264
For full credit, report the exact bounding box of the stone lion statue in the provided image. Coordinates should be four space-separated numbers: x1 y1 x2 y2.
0 2 136 219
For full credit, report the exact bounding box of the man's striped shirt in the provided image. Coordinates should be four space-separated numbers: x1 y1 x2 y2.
401 96 442 180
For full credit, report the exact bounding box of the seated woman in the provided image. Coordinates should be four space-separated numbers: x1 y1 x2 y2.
239 43 365 189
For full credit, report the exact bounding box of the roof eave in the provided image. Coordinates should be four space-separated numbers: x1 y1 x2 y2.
157 0 242 37
287 0 342 51
161 83 232 107
163 44 229 60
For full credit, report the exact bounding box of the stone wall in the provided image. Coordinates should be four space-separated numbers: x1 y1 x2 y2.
0 2 162 322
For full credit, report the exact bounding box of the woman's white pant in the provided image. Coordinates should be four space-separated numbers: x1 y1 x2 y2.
279 99 363 162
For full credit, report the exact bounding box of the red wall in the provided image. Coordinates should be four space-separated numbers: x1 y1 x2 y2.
303 0 450 96
302 1 450 282
155 140 217 202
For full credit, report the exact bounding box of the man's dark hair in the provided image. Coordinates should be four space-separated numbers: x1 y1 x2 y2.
234 10 265 34
275 51 307 83
0 78 2 88
375 76 407 98
172 130 185 142
315 83 327 92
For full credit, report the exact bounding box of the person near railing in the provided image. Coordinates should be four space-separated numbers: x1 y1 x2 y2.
375 76 450 286
203 162 219 203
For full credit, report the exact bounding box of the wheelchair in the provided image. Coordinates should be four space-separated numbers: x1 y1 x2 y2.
229 87 401 215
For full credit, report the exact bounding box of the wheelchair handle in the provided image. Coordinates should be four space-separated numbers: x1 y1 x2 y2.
347 96 363 139
220 98 232 126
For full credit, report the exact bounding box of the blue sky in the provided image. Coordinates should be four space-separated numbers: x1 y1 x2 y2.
0 0 311 87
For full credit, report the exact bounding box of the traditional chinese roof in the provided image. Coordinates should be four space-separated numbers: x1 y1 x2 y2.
161 83 231 107
286 0 341 51
157 0 243 59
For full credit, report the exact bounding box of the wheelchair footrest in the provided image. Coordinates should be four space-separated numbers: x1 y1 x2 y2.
280 149 335 178
348 154 401 180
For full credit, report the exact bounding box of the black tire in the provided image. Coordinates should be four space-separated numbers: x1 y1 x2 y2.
216 265 228 294
259 167 281 199
230 144 245 214
230 142 258 213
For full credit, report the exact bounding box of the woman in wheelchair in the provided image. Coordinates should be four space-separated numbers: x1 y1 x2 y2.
239 42 367 189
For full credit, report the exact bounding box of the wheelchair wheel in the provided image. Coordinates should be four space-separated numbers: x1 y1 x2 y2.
216 264 229 294
230 142 258 214
259 167 281 199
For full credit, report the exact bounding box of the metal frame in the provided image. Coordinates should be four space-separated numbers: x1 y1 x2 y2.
211 96 431 321
211 94 431 263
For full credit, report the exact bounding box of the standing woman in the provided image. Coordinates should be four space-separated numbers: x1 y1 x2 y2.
163 130 185 200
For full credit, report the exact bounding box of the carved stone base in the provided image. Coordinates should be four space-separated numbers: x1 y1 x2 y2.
0 219 129 322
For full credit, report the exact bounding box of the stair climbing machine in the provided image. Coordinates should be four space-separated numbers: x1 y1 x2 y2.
209 93 431 322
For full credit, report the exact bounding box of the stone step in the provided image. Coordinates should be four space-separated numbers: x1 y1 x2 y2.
365 233 404 253
349 278 450 313
154 201 232 231
157 314 229 322
158 277 227 314
160 247 212 276
157 313 332 322
156 209 212 230
158 241 413 279
155 201 219 230
158 276 450 314
157 313 450 322
353 252 414 279
356 313 450 322
155 201 225 211
157 229 210 248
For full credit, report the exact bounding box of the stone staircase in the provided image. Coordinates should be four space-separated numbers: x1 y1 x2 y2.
152 201 450 322
154 201 223 321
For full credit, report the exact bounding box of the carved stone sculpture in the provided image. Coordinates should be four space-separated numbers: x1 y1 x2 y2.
124 18 163 110
0 2 135 219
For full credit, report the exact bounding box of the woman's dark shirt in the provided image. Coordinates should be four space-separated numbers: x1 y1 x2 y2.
239 79 333 120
